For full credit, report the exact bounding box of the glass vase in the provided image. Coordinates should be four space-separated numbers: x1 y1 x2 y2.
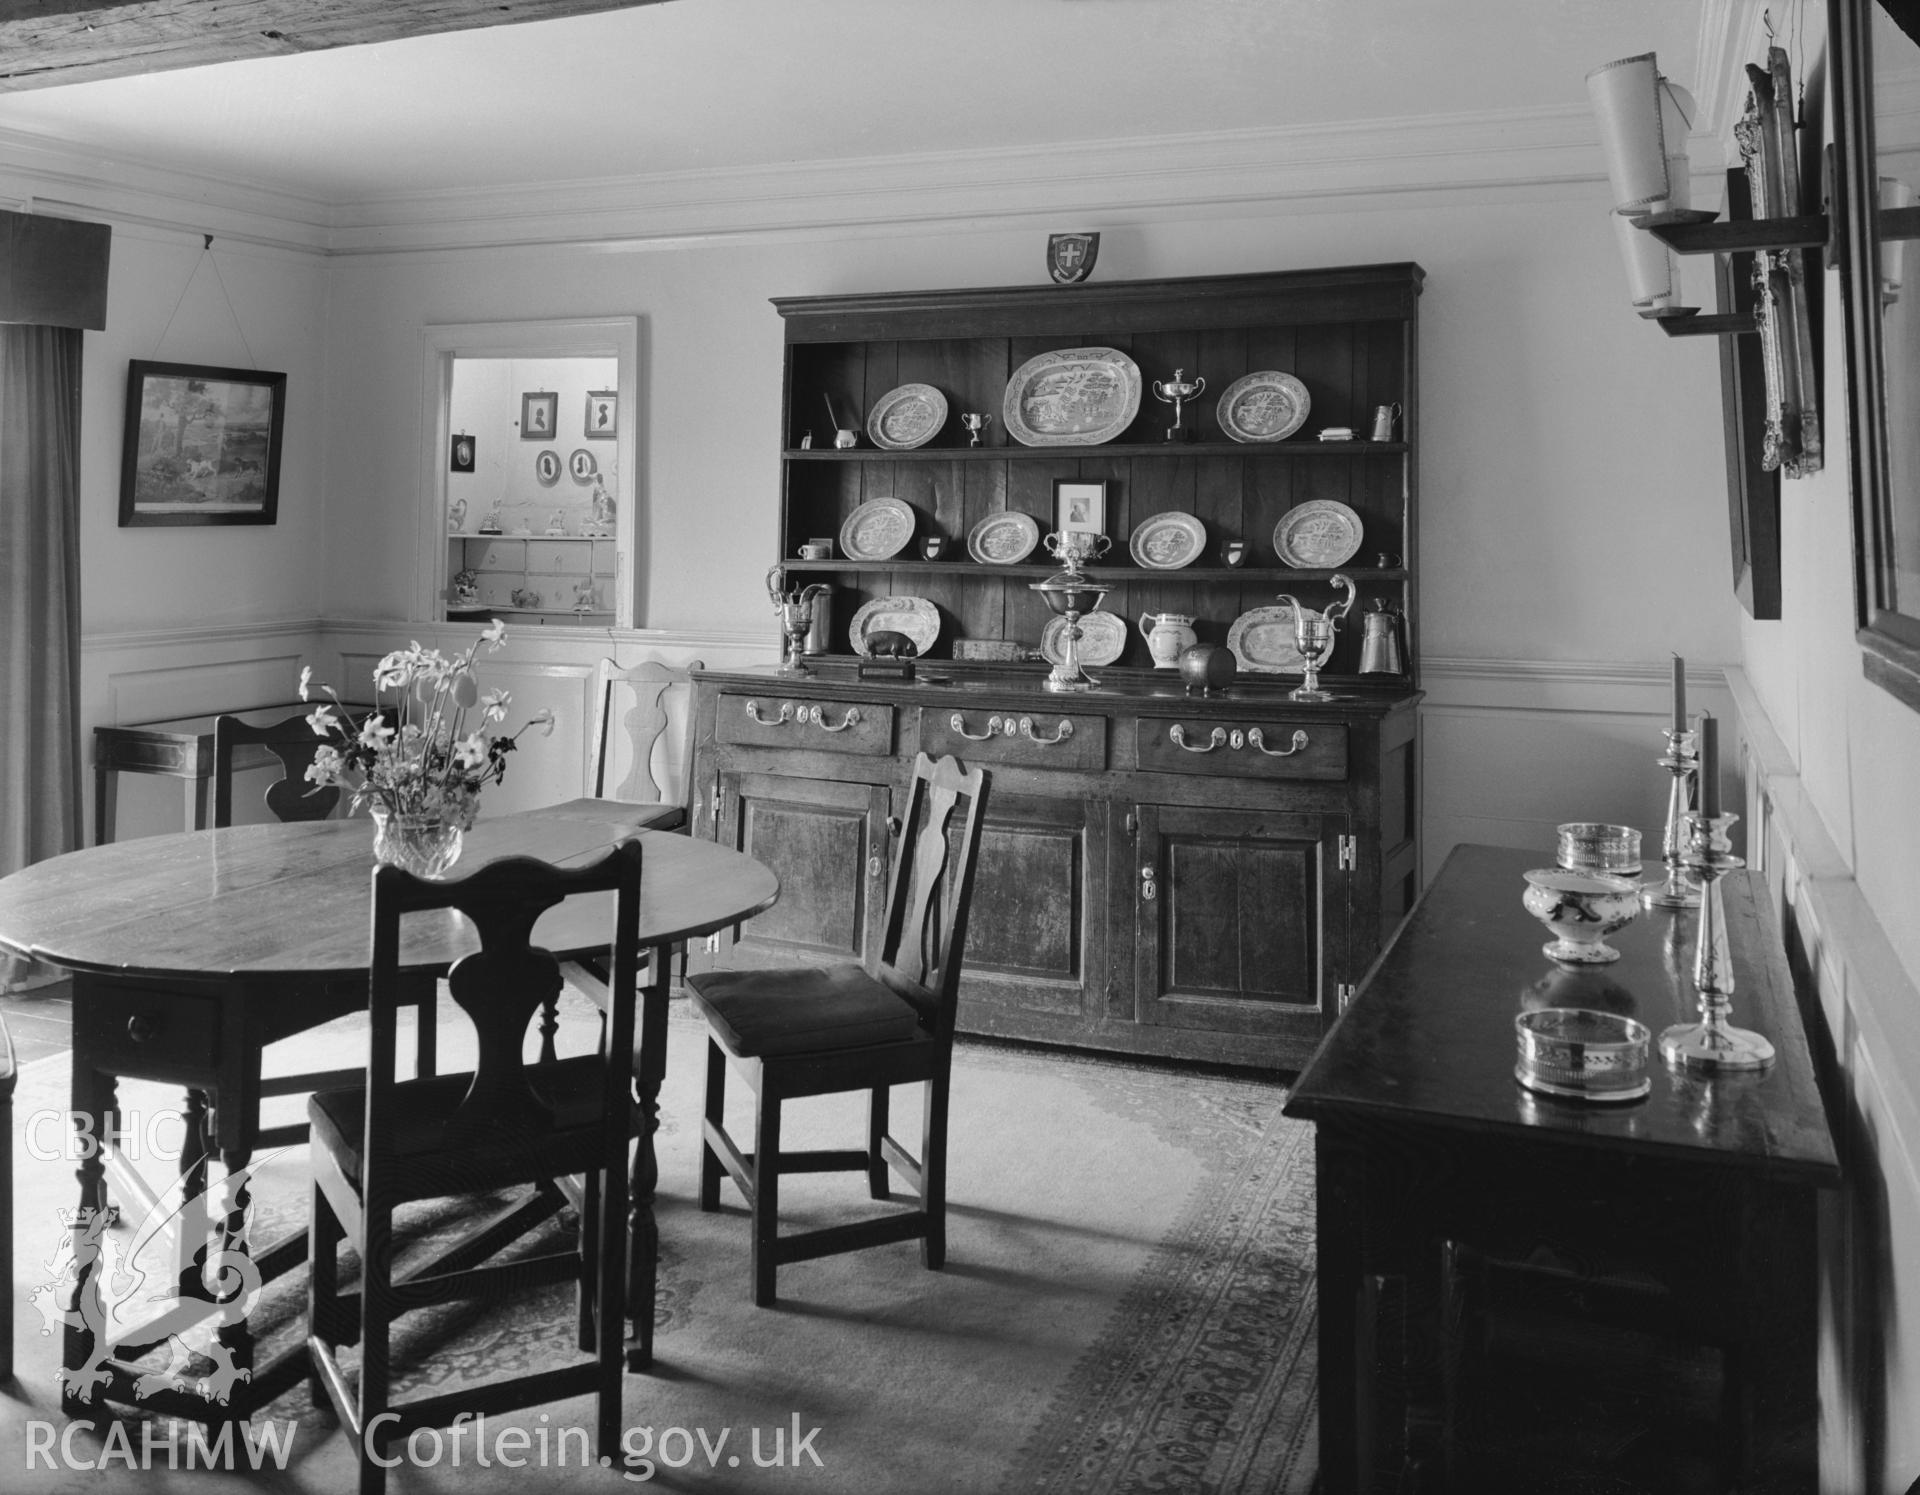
369 804 463 879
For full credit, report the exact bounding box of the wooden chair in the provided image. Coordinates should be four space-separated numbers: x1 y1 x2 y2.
0 1013 14 1379
545 657 703 832
212 708 439 1122
685 752 990 1305
211 709 349 827
306 841 643 1495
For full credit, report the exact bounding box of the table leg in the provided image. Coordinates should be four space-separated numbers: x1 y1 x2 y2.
626 939 671 1372
62 1057 113 1416
185 774 209 833
1316 1126 1366 1495
94 764 117 846
208 1145 257 1408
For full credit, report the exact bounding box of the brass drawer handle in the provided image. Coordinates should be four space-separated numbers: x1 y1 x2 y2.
744 699 795 727
1169 724 1228 754
949 712 1006 741
1248 727 1310 758
807 705 862 733
1018 716 1074 746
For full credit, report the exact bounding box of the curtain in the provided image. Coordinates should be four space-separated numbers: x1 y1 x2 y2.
0 323 83 992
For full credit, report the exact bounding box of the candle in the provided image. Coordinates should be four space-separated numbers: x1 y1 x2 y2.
1698 712 1719 819
1671 653 1686 735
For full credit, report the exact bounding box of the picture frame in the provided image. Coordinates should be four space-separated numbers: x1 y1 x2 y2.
535 450 561 486
521 390 557 440
1714 172 1781 620
449 433 476 473
584 389 617 439
569 447 598 483
1055 478 1108 536
118 360 286 527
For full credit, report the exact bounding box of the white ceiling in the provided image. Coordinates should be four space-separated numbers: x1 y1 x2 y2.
0 0 1708 205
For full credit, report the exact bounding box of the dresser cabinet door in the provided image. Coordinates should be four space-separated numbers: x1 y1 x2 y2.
953 789 1108 1039
712 770 890 968
1130 803 1348 1043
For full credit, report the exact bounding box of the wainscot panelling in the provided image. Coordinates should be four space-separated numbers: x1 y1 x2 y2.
1728 667 1920 1495
80 619 772 842
1419 656 1735 884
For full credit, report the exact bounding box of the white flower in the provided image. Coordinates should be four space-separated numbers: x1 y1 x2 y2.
453 733 489 771
306 706 335 737
529 708 556 738
305 744 344 784
298 666 313 702
482 618 508 648
357 716 395 750
480 688 511 724
374 650 413 691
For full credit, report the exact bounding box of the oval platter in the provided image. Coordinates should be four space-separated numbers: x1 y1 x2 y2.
1041 610 1127 668
1225 605 1309 674
1003 346 1143 447
1216 370 1311 443
966 510 1041 565
1273 499 1363 568
850 595 941 657
839 496 916 562
866 383 948 451
1129 510 1207 570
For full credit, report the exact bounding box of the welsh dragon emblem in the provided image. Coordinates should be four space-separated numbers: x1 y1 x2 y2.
31 1155 278 1406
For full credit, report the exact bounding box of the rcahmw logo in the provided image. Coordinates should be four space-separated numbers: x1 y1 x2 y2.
26 1418 295 1471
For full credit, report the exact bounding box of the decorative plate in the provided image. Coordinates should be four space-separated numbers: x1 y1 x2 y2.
1041 610 1127 668
839 497 916 561
866 383 949 451
850 596 940 657
1216 371 1311 443
1128 511 1207 570
1226 605 1309 674
966 511 1041 565
1003 347 1143 447
1273 499 1364 568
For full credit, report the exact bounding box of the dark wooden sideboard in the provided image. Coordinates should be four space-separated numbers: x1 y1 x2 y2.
1286 844 1840 1493
686 665 1417 1070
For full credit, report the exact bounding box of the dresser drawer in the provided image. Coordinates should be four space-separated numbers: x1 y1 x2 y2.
78 986 220 1075
1135 717 1348 781
716 693 895 757
922 707 1107 771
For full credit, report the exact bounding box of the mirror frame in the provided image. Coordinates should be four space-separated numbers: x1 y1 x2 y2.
1833 0 1920 710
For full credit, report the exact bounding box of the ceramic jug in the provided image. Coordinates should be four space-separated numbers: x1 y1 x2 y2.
1138 612 1197 669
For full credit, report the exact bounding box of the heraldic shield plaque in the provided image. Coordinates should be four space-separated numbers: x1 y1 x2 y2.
1047 232 1100 285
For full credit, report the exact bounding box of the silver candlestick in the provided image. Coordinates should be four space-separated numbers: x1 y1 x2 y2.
1641 727 1701 909
1658 811 1775 1073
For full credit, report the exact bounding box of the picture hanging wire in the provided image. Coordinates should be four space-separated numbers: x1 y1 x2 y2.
151 233 260 369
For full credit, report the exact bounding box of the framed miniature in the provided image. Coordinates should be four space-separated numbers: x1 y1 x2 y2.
118 360 286 527
1054 478 1107 537
521 390 557 440
584 389 617 439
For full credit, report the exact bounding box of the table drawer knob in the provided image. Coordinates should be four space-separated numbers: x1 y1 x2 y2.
127 1014 159 1044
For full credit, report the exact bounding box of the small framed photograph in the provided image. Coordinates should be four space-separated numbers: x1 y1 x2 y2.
449 433 476 473
584 389 617 439
535 450 561 485
521 391 557 440
118 360 286 527
569 447 598 483
1054 478 1107 536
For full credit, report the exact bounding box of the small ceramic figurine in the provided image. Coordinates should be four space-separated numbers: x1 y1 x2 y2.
573 576 597 611
546 509 568 536
448 497 467 533
510 586 540 609
478 501 504 535
452 569 480 606
588 481 616 536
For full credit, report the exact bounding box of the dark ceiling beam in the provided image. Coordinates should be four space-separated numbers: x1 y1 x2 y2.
0 0 675 92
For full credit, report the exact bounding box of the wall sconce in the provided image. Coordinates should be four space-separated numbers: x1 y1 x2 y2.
1881 176 1912 305
1590 47 1835 476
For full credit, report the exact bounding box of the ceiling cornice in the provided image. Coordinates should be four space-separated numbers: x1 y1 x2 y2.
0 101 1729 260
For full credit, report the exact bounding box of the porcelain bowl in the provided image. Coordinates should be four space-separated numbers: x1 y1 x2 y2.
1521 867 1641 965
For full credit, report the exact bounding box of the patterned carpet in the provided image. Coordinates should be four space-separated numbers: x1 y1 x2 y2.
5 997 1319 1493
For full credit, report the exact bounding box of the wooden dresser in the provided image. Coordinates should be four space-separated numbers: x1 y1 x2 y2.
688 264 1425 1070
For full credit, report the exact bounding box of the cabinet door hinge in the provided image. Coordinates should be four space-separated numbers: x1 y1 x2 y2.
1337 834 1357 872
1337 982 1356 1013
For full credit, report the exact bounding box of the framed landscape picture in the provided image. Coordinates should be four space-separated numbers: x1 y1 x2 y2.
118 361 286 527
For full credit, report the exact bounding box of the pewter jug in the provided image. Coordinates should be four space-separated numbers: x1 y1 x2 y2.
1358 600 1403 674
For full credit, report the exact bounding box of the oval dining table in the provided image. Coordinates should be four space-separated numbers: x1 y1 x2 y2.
0 809 778 1416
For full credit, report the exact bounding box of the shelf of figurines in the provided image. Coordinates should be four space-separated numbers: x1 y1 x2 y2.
785 441 1409 461
779 561 1408 582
